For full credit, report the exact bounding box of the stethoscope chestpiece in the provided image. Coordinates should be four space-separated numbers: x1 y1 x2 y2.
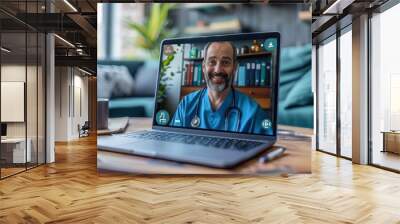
191 115 200 128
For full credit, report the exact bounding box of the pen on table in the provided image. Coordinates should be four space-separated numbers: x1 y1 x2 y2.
258 146 286 163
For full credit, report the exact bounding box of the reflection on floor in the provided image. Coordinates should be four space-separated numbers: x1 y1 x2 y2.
0 162 44 179
0 136 400 222
0 167 25 178
373 150 400 171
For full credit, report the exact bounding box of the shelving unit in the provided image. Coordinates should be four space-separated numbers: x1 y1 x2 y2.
179 36 273 110
184 52 272 62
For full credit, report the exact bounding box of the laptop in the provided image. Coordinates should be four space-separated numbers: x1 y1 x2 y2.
98 32 280 168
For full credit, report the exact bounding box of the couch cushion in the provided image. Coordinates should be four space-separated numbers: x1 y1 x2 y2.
279 44 312 102
278 104 314 128
283 69 313 109
132 60 158 97
109 97 155 117
97 65 135 98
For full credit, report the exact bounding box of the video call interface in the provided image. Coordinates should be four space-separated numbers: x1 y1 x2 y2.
154 36 279 136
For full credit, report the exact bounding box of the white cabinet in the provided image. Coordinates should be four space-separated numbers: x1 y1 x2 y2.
1 138 32 163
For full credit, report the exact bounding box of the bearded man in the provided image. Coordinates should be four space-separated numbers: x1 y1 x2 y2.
170 41 271 135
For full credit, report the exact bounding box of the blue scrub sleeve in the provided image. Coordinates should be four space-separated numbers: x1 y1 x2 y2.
170 100 185 127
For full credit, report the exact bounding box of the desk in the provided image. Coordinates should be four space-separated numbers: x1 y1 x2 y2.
97 118 311 175
1 138 31 165
382 131 400 154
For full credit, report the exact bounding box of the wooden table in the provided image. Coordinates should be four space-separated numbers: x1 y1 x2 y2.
97 118 311 175
381 131 400 154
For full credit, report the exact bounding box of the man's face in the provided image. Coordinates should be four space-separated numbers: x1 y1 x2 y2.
203 42 236 93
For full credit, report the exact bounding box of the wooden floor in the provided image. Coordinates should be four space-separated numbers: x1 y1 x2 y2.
372 150 400 171
1 136 400 223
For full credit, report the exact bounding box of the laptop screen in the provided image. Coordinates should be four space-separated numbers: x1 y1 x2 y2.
153 32 280 136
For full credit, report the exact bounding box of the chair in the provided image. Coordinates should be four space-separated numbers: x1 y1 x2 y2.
78 121 90 138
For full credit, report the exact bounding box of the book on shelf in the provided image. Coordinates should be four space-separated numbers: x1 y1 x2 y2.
260 62 266 86
183 64 188 86
255 63 261 86
251 63 256 86
266 61 271 86
183 62 204 86
193 63 198 85
238 64 246 87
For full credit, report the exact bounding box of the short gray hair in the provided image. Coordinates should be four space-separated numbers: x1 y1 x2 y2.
203 41 237 64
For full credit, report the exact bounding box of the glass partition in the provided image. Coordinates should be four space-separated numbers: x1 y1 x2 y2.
339 27 352 158
0 1 46 179
370 3 400 171
1 31 28 177
317 35 337 155
38 32 45 165
27 30 38 169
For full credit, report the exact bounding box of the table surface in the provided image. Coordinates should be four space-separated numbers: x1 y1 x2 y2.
381 131 400 134
97 118 312 175
1 138 29 143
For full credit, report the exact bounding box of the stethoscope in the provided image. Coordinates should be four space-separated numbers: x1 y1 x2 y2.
191 87 242 131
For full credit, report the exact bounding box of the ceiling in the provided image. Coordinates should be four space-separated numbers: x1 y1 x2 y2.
311 0 389 42
5 0 391 72
0 0 98 73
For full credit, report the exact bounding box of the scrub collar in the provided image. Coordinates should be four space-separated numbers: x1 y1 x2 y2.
203 88 233 115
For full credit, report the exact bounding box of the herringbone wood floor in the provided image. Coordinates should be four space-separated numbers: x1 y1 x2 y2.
1 136 400 223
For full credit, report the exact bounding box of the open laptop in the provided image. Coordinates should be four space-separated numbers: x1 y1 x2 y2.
98 32 280 168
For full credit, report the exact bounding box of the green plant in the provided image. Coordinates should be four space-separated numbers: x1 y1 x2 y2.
127 3 176 59
157 51 176 106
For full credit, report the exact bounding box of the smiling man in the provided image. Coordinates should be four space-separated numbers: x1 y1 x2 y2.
170 41 272 135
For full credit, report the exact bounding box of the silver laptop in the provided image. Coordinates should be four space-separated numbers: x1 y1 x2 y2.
98 32 280 168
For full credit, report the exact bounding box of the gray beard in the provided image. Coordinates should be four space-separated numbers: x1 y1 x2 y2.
205 73 233 93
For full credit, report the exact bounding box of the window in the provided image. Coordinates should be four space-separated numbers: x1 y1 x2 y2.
370 2 400 171
98 3 145 60
317 36 337 154
339 28 352 158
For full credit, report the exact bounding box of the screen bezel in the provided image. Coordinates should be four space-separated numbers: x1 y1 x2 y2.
152 32 280 141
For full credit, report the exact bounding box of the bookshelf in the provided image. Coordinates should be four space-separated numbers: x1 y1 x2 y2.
180 86 271 109
180 43 273 110
184 52 272 62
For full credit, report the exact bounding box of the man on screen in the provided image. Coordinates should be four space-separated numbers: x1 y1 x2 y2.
170 41 272 135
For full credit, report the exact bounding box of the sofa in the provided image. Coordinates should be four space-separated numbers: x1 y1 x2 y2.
97 44 313 128
97 60 157 118
278 45 313 128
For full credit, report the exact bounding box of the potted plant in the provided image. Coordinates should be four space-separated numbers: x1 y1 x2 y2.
127 3 176 59
127 3 177 108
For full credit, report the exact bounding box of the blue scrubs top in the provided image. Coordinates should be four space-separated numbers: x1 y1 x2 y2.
170 88 273 135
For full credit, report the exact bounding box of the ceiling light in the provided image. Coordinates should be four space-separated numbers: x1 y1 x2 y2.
1 47 11 53
323 0 354 15
54 34 75 48
78 67 93 76
63 0 78 12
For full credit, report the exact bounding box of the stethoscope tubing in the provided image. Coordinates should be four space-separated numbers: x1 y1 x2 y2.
191 87 242 131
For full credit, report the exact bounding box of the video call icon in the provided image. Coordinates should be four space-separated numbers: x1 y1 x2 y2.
156 110 170 125
261 119 272 130
264 38 277 52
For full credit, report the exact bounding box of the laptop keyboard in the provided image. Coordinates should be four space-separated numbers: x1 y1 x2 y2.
124 131 263 151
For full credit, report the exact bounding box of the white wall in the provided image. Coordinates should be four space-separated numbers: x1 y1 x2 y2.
54 67 89 141
1 63 46 164
0 65 39 138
